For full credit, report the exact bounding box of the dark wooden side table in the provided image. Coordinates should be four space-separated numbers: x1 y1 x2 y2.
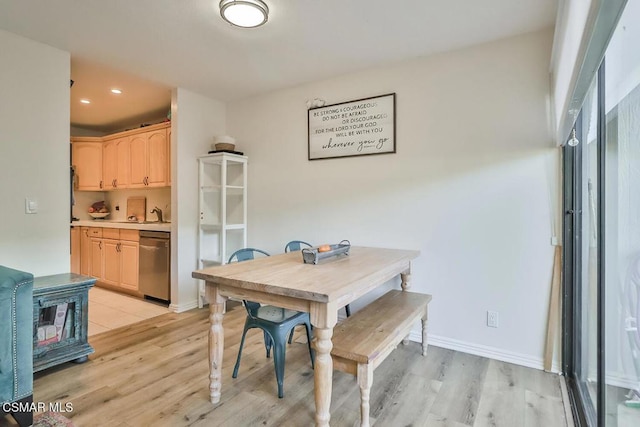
33 273 95 372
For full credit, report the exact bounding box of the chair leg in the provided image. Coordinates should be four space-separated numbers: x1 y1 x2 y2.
345 304 351 317
264 330 273 358
304 321 315 368
233 325 251 378
287 326 295 344
272 335 287 398
10 395 33 427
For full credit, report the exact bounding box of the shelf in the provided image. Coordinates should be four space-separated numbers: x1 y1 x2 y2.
225 224 245 230
201 258 222 266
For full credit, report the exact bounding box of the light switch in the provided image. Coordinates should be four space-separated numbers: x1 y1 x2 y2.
25 198 38 214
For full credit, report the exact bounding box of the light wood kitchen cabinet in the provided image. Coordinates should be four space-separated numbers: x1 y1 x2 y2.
72 122 170 191
103 136 130 190
167 127 172 186
72 140 103 191
70 227 81 274
119 240 139 291
90 238 104 280
80 227 93 275
130 128 168 188
81 227 140 295
102 238 121 287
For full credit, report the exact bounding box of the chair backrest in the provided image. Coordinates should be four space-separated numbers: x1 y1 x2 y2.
228 248 270 264
284 240 312 253
227 248 270 316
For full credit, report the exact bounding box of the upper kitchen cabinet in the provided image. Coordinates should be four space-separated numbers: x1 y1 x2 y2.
130 124 169 188
72 122 171 191
103 136 130 190
72 138 103 191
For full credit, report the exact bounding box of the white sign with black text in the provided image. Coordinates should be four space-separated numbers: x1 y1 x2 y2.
308 93 395 160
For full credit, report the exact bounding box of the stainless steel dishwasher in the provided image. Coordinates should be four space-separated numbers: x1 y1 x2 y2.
139 231 170 302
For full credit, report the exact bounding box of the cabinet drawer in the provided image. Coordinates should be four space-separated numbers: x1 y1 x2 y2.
120 229 139 242
88 228 103 238
103 228 120 240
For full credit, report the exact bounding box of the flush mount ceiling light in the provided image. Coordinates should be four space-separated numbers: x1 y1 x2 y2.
80 99 91 104
110 88 122 94
219 0 268 28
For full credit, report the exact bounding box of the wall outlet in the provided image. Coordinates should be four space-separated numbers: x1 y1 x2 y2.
487 310 499 328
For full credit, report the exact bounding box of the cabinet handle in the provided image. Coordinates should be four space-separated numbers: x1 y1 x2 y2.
84 229 88 237
112 179 116 188
100 180 103 189
144 176 149 186
117 243 121 252
99 241 102 250
114 179 117 188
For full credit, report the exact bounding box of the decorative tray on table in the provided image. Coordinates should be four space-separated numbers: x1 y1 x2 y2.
302 240 351 265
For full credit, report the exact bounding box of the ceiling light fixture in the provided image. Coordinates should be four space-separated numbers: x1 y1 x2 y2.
80 99 91 104
219 0 268 28
111 89 122 94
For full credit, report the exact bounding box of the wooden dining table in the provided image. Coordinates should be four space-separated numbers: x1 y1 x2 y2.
192 246 419 426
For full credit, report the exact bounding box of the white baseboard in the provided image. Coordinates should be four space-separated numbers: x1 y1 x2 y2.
169 300 199 313
408 332 562 373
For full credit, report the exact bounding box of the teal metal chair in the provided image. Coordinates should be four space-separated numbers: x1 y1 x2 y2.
284 240 352 318
229 248 314 398
284 240 312 252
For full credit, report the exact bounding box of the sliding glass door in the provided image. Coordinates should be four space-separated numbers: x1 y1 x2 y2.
563 1 640 425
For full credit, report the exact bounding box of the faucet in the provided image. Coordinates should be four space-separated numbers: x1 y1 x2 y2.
150 206 163 223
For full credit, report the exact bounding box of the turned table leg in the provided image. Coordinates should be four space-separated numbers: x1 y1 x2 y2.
357 363 373 427
311 302 337 427
421 317 429 356
313 327 333 426
401 270 412 345
206 283 226 404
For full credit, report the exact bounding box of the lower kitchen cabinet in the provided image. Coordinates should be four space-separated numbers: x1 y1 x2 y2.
70 227 80 274
76 226 141 296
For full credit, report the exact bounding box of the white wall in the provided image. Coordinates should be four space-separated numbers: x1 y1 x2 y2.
171 88 226 311
227 29 560 370
0 29 71 276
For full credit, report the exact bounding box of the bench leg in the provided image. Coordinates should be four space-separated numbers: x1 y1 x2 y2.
357 363 373 427
421 316 428 356
401 271 412 345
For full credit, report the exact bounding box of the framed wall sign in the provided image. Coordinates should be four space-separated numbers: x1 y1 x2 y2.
308 93 396 160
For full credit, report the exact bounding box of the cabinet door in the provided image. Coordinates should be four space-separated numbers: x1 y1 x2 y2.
102 239 121 286
147 129 168 187
129 134 147 188
70 227 80 274
80 227 92 275
89 238 104 280
167 126 172 186
120 241 139 291
103 140 118 190
72 142 103 190
115 137 130 188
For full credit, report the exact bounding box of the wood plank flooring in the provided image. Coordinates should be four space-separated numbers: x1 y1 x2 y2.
5 303 570 426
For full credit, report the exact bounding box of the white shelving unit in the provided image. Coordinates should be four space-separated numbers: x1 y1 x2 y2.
197 153 247 307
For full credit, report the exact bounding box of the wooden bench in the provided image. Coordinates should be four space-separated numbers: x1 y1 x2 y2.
331 289 432 427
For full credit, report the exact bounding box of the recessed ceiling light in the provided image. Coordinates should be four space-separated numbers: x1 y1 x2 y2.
80 99 91 104
111 89 122 94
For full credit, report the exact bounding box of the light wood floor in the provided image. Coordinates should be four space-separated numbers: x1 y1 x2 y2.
24 303 570 426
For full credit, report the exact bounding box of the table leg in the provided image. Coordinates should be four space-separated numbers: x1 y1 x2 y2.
400 270 412 291
311 302 337 427
206 283 226 404
314 327 333 426
401 269 412 344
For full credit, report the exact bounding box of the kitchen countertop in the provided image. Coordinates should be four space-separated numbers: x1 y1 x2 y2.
71 220 172 232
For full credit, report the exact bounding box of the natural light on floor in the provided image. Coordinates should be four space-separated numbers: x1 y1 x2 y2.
88 287 170 336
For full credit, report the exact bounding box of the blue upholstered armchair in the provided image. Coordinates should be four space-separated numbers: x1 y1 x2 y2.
0 265 34 427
